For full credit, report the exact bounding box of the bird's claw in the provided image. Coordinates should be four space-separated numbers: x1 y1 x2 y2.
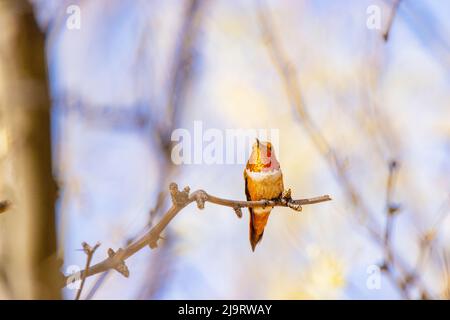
282 188 292 200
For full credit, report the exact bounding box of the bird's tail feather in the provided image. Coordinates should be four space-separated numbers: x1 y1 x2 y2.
249 210 270 251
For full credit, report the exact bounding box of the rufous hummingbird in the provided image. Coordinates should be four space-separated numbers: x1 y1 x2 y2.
244 139 284 251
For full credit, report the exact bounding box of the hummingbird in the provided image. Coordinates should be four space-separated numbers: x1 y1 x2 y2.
244 139 284 251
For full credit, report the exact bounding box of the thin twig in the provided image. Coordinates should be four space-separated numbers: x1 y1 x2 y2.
75 242 100 300
381 160 410 298
383 0 402 42
64 183 331 287
383 160 400 254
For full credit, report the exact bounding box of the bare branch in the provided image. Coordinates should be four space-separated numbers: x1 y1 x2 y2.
384 160 400 249
75 242 100 300
64 183 331 287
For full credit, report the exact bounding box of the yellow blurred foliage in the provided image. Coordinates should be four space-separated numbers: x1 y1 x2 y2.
268 247 346 299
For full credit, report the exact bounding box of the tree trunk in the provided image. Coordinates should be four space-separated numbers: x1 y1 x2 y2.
0 0 61 299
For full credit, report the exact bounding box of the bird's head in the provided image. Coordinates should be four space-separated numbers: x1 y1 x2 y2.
246 139 280 172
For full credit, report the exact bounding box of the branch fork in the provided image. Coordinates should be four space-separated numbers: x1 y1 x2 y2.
107 248 129 278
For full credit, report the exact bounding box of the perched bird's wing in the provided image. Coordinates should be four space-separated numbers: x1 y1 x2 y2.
244 170 251 201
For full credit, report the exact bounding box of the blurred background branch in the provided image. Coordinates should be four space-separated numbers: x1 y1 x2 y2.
256 0 439 299
383 0 402 42
81 0 209 300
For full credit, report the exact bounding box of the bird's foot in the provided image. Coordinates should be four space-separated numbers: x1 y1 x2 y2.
282 188 292 200
282 188 302 212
